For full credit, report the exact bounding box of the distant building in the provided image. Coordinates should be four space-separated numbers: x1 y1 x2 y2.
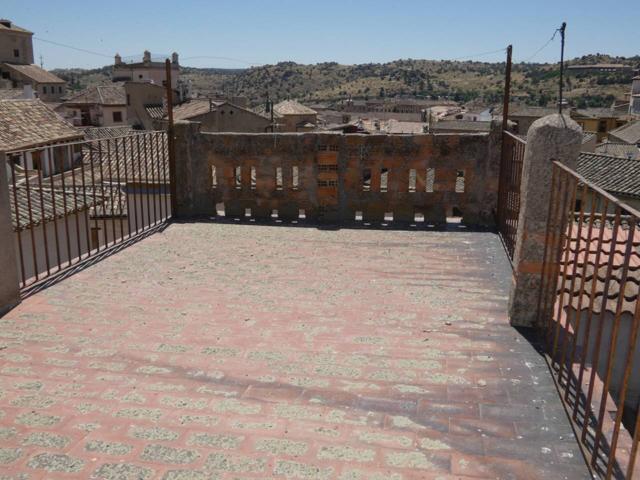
594 141 640 160
112 51 189 102
607 119 640 145
0 99 83 175
567 64 633 74
57 84 127 127
167 99 271 133
0 19 33 64
124 82 168 130
0 19 67 102
494 105 557 135
340 97 456 114
571 108 629 142
255 100 317 132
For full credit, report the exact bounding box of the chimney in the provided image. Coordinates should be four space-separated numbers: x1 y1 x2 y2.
143 50 151 63
22 84 34 99
172 52 179 65
114 53 122 65
420 109 427 123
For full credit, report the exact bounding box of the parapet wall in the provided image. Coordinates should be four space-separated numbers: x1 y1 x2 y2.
173 121 501 225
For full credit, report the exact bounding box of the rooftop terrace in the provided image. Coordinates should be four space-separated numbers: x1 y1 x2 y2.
0 222 589 478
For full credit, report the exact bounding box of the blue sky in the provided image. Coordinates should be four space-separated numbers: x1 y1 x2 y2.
4 0 639 69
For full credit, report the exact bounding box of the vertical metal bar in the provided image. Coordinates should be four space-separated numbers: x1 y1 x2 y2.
165 59 177 215
591 217 636 465
105 139 117 243
68 145 82 264
162 131 170 219
142 133 152 228
564 191 597 404
97 140 109 248
121 136 133 239
581 207 622 444
628 394 640 477
9 160 26 287
573 195 610 422
115 138 125 242
47 148 62 266
22 159 40 282
35 166 51 275
78 146 91 259
134 134 144 232
88 142 100 253
557 182 588 386
157 133 166 221
606 273 640 478
56 148 73 268
149 133 159 226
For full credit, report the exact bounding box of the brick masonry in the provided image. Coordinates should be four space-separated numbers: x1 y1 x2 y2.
0 222 588 478
173 122 501 226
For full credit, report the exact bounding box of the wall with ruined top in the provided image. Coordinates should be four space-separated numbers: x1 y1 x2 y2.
173 120 501 225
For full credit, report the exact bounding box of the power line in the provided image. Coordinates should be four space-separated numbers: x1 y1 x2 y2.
519 27 562 63
447 47 508 62
34 37 113 59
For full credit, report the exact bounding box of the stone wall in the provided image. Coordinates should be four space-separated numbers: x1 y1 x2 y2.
173 121 502 225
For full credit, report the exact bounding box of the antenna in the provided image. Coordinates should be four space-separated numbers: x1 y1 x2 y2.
39 54 44 68
558 22 566 114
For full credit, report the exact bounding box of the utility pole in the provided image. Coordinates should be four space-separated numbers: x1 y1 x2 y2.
501 45 513 132
39 55 44 68
558 22 567 114
165 59 177 214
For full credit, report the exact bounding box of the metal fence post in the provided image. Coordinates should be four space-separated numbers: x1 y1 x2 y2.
0 152 21 315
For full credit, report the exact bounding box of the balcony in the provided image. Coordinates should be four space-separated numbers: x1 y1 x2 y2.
0 115 638 478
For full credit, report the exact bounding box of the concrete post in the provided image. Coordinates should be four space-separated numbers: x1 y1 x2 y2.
0 153 21 316
508 114 582 327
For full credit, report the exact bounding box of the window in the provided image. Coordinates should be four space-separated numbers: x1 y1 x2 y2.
13 49 19 58
58 86 62 93
126 94 130 106
112 111 123 122
42 86 47 94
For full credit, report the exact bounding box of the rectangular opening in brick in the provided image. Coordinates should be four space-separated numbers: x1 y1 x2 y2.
216 202 225 217
355 211 363 221
235 166 242 189
298 209 306 219
456 170 465 193
211 165 217 189
362 168 371 191
271 209 279 218
251 166 256 190
245 208 252 217
408 169 416 192
276 167 283 190
384 212 394 221
292 166 299 190
381 168 389 193
426 168 435 192
414 212 425 222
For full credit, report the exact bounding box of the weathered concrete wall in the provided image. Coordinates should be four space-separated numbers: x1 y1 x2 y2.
173 121 501 225
0 153 21 315
509 114 583 327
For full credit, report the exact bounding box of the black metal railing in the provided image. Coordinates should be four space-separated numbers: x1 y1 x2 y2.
539 160 640 479
6 131 170 292
497 130 526 261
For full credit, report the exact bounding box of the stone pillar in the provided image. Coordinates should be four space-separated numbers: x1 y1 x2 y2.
0 153 21 315
173 120 213 218
508 114 582 327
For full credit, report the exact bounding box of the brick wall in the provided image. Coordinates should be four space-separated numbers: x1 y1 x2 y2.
173 121 501 225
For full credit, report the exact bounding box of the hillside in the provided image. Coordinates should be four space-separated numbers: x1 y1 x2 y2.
52 54 639 109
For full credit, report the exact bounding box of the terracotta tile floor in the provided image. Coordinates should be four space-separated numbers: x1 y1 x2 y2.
0 222 589 479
